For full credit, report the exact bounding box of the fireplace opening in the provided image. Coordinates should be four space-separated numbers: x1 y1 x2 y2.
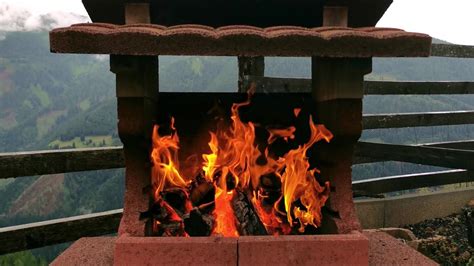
141 90 335 237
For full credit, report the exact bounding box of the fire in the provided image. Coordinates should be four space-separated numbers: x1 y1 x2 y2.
150 94 333 237
212 169 239 237
294 108 301 118
279 118 332 232
151 124 190 199
202 132 219 182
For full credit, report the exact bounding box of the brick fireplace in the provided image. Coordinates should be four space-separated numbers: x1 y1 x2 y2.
49 0 431 264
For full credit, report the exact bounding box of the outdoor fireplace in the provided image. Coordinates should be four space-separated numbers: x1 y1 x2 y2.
49 0 431 264
146 91 334 238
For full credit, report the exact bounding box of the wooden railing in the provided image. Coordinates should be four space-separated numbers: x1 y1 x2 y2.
430 43 474 58
0 147 124 179
0 209 122 255
0 43 473 255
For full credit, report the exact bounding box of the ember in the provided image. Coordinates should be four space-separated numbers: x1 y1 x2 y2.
148 93 332 237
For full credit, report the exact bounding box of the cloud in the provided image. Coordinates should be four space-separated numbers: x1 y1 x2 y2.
378 0 474 45
0 5 30 31
0 4 88 31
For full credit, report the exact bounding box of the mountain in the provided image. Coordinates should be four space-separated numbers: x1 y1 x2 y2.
0 31 117 152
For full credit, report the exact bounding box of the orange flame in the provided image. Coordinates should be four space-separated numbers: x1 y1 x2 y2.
267 126 296 144
294 108 301 118
212 167 239 237
201 97 263 191
151 124 190 199
202 132 219 182
279 117 332 231
150 95 333 237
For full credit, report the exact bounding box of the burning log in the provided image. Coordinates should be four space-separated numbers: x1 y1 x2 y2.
147 92 333 237
259 172 282 205
190 181 215 206
232 190 267 236
161 188 192 216
156 222 187 237
183 206 214 236
141 198 187 237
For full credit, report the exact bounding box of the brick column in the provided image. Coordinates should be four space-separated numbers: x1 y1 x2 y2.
311 57 371 234
111 3 157 237
111 55 158 236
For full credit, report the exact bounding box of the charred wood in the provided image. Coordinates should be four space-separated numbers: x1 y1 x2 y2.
190 171 215 206
259 173 282 205
232 190 267 236
142 198 187 237
190 181 214 206
183 207 214 236
155 222 187 237
161 188 192 215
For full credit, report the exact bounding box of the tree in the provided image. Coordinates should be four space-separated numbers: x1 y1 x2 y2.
0 251 48 266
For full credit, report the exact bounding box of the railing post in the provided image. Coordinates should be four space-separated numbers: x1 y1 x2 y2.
238 56 264 92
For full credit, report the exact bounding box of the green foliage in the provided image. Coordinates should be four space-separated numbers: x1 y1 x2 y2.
79 99 91 111
0 179 14 191
189 57 204 76
36 111 65 138
30 84 50 108
0 31 116 152
49 135 113 149
0 251 47 266
160 56 237 92
0 176 37 215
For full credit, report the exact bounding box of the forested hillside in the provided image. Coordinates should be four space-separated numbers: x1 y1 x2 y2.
0 31 473 263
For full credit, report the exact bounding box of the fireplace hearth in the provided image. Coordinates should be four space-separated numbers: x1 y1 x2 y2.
49 0 432 265
145 92 334 237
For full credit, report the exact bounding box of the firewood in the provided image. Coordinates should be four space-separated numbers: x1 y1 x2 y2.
232 190 267 235
259 172 282 205
157 222 187 237
183 207 214 236
143 198 187 237
161 188 192 215
190 181 214 206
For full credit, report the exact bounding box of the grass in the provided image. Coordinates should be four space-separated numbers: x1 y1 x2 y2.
0 79 12 97
79 99 91 111
0 179 14 192
0 112 17 130
36 110 65 138
48 135 114 149
31 84 51 108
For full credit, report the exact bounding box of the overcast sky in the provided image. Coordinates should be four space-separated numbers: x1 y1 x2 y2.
0 0 473 45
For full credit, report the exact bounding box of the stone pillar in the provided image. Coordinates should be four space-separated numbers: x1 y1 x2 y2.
310 4 372 234
238 56 265 92
125 3 151 24
111 55 158 237
111 3 157 237
323 6 348 27
311 57 371 234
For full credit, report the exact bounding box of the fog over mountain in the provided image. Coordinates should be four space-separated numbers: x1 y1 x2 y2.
0 4 88 32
